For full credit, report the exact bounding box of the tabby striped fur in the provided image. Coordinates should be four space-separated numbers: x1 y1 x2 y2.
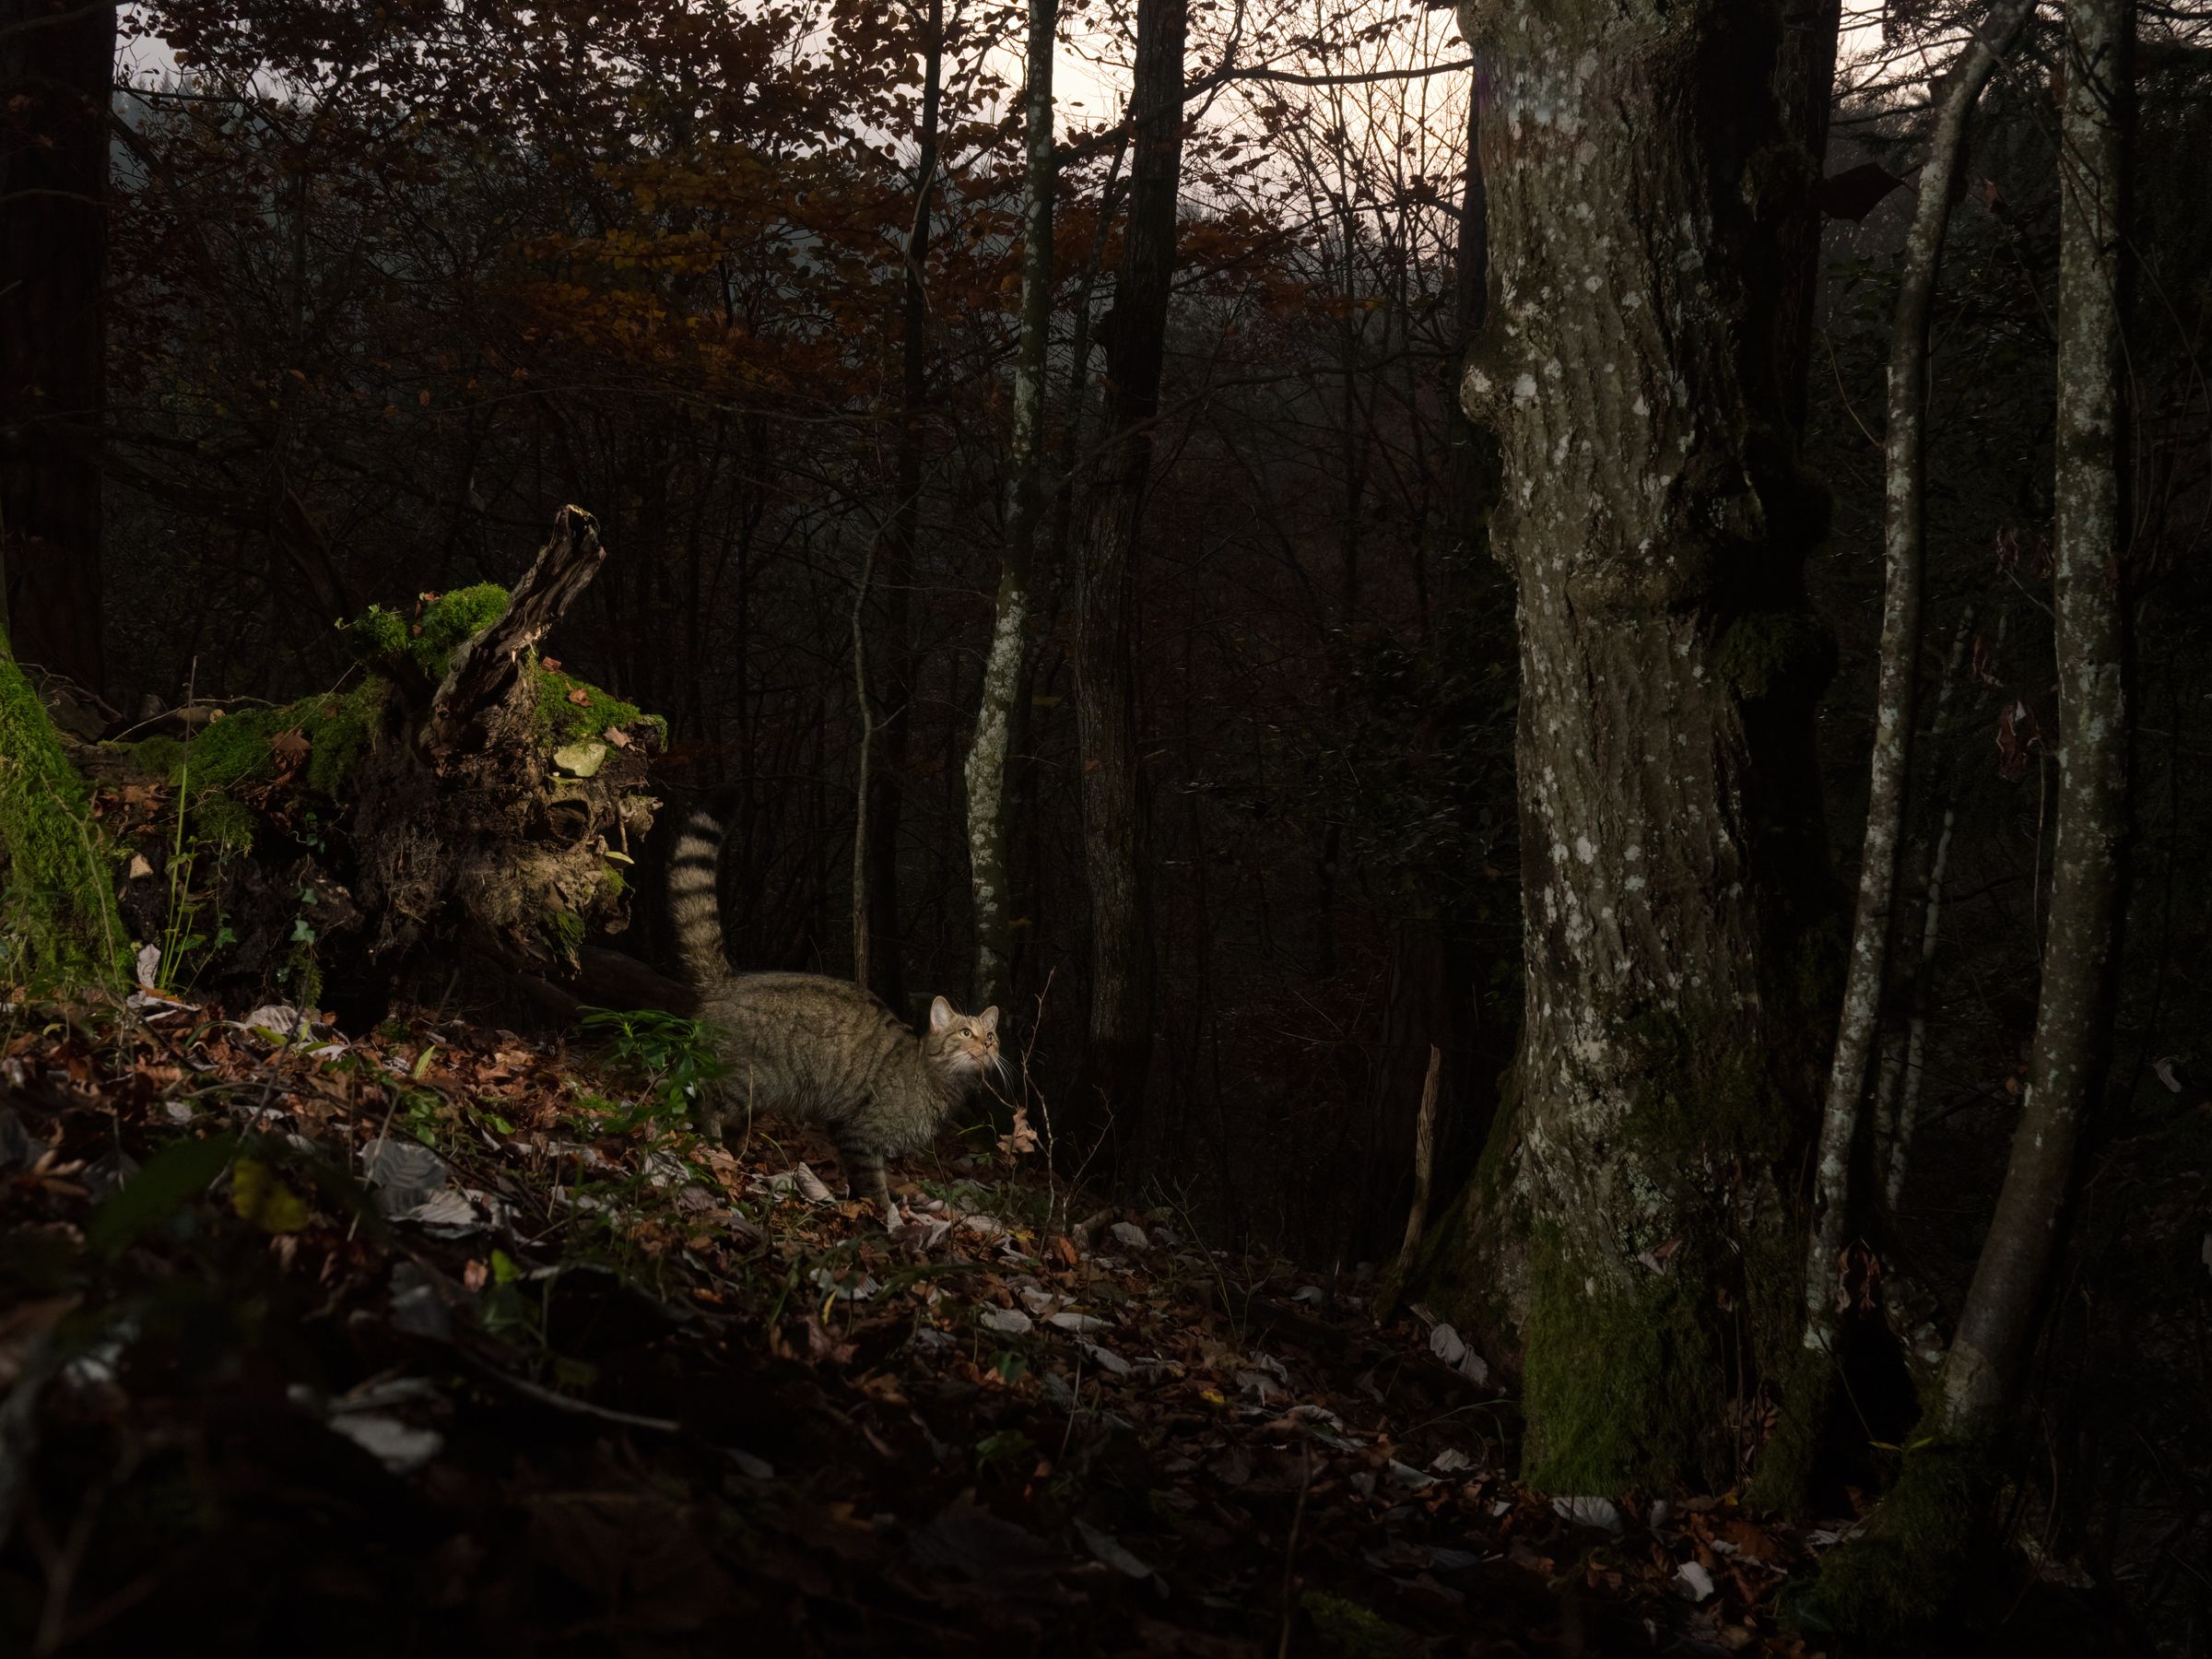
668 806 1002 1215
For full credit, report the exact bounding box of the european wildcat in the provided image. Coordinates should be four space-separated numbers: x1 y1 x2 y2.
668 806 1002 1216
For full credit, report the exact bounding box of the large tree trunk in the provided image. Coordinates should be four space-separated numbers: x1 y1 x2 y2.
1418 0 1840 1494
964 0 1055 1016
0 1 113 696
1068 0 1185 1174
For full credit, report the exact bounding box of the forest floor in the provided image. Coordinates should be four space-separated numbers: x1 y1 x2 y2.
1 994 1848 1657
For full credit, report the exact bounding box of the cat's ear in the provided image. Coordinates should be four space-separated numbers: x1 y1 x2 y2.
978 1006 1000 1035
929 994 954 1033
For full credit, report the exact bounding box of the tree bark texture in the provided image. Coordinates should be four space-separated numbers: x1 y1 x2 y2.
1937 0 2130 1443
1769 0 1843 434
1801 0 2036 1368
1433 0 1840 1492
1070 0 1185 1171
0 1 113 694
965 0 1056 1016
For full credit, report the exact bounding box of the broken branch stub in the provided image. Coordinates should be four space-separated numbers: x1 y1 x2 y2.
425 505 607 759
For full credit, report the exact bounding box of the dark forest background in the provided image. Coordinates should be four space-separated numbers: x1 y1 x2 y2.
3 0 2209 1643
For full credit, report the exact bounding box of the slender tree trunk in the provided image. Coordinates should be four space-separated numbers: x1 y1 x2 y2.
1069 0 1185 1174
1806 4 2133 1635
0 1 113 696
865 0 943 1012
1800 0 2036 1373
851 532 879 992
1938 0 2131 1443
965 0 1055 1015
1418 0 1840 1494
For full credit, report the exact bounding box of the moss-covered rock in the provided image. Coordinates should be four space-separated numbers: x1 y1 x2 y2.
0 630 124 990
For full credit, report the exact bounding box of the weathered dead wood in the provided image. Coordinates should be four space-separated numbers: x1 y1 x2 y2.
426 505 606 759
1377 1045 1441 1321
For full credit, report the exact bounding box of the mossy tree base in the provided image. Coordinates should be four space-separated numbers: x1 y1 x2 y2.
1789 1436 1995 1646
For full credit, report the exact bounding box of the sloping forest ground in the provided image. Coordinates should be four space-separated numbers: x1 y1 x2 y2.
0 985 2136 1659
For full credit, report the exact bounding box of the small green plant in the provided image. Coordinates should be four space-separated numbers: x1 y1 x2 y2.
397 1085 450 1147
575 1006 727 1134
152 835 240 996
974 1427 1037 1481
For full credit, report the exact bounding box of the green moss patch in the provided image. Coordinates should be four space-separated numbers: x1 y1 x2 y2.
153 682 385 803
1615 1002 1794 1180
346 586 663 756
1521 1226 1719 1491
534 659 665 751
347 582 512 685
1300 1591 1406 1658
0 630 124 990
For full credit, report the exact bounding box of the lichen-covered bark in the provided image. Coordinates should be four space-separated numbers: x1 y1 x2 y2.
964 0 1055 1015
1435 0 1840 1491
1802 0 2036 1377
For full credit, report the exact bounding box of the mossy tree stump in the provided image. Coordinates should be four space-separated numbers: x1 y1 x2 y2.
336 505 672 1014
69 506 680 1020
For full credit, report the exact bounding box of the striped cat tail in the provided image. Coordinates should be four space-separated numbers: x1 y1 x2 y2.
668 804 731 985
